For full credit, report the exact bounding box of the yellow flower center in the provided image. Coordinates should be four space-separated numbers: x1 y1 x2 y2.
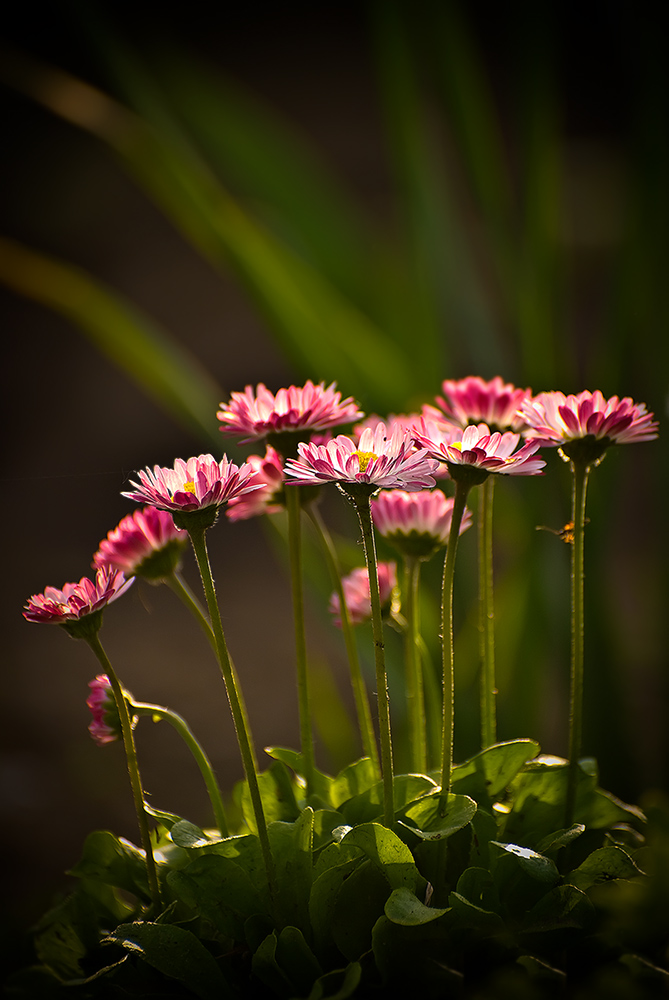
355 451 378 473
182 481 197 494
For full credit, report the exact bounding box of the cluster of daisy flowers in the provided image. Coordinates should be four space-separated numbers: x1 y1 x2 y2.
23 377 658 636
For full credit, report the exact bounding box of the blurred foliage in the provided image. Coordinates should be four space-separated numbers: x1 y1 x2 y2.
1 1 667 794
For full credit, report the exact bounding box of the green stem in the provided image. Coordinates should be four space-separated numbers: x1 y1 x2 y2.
186 525 278 913
306 505 380 775
132 700 228 837
285 484 316 794
478 475 497 748
417 633 441 772
354 496 394 828
404 556 426 774
440 481 471 804
565 460 589 826
86 635 160 907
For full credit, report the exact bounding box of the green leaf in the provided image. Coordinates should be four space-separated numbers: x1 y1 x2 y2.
301 962 362 1000
331 861 390 961
452 739 541 802
250 932 292 999
565 846 644 891
340 823 418 891
330 758 378 809
105 921 232 1000
399 792 477 842
167 853 267 936
270 808 314 933
455 867 498 912
275 925 323 997
521 884 596 934
309 858 360 962
491 841 561 884
0 236 221 446
67 830 152 900
447 892 504 932
536 824 586 856
169 819 220 849
384 886 448 926
264 746 334 806
372 915 464 992
341 774 437 825
312 809 348 852
239 762 301 833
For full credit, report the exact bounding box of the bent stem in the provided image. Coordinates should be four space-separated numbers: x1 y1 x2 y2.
132 700 229 837
86 635 160 907
353 495 395 828
285 483 316 794
306 504 380 775
478 475 497 748
403 555 426 774
565 459 590 826
440 480 472 805
186 524 278 914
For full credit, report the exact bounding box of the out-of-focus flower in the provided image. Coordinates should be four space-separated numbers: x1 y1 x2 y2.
520 390 659 464
427 375 532 433
93 507 187 581
353 413 422 441
122 455 261 516
23 567 131 636
217 381 363 443
372 489 473 561
329 563 398 627
226 446 285 522
284 422 439 494
414 419 545 482
86 674 122 746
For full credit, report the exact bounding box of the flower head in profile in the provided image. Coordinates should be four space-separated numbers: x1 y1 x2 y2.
372 489 473 561
122 454 261 526
329 562 398 627
86 674 122 746
284 422 439 496
93 507 187 582
414 419 545 485
520 390 659 465
226 446 285 522
23 567 131 638
217 381 363 447
428 375 532 433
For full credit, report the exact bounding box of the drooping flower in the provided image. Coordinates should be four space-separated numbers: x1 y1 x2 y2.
329 562 398 627
372 489 474 561
217 381 363 444
23 567 131 636
86 674 122 746
284 422 439 494
413 419 545 483
122 454 261 516
93 507 187 581
428 375 532 433
520 390 659 464
226 446 285 522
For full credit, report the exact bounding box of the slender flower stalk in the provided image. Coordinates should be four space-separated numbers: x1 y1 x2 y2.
185 520 277 909
403 555 426 773
284 482 316 794
353 493 395 828
128 697 229 837
86 636 161 907
478 476 496 748
520 389 659 825
307 504 380 774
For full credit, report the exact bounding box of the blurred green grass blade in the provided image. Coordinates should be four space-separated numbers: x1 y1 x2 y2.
144 50 374 308
0 235 222 445
2 53 415 411
372 2 503 379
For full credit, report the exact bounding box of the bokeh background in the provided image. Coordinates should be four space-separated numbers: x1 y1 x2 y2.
2 0 667 941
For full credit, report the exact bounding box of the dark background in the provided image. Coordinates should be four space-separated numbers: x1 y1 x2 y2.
1 0 667 940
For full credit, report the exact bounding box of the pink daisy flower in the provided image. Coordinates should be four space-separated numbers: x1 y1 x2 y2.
217 380 363 442
86 674 121 746
329 562 398 627
284 422 439 494
93 507 187 581
372 489 473 560
23 567 131 627
414 419 546 480
520 390 659 451
428 375 532 433
226 446 285 522
122 454 261 515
